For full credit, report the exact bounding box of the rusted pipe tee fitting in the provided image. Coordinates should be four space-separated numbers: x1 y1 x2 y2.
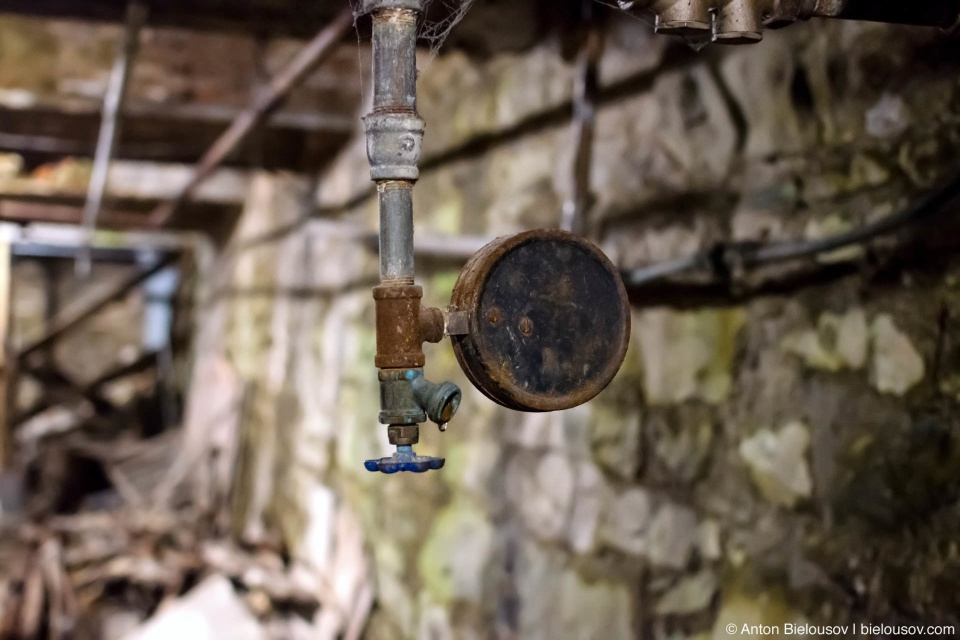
373 284 425 369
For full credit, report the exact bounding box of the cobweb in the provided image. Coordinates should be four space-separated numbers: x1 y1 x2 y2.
349 0 476 53
418 0 477 53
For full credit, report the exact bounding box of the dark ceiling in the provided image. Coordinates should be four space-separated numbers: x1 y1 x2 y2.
0 0 596 52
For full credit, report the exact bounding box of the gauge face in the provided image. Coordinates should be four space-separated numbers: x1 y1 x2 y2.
451 229 630 412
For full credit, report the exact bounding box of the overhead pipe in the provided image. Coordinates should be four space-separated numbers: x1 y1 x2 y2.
622 0 960 44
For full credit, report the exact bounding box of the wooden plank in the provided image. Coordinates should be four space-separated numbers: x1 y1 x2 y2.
0 239 12 469
0 103 354 136
0 200 148 230
0 0 351 39
0 158 256 208
0 104 355 169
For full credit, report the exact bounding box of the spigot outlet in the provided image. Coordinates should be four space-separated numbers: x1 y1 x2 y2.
412 374 462 428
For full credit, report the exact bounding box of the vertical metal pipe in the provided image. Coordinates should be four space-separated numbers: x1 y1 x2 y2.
371 6 418 284
372 8 419 113
362 0 460 471
378 182 416 284
365 1 425 281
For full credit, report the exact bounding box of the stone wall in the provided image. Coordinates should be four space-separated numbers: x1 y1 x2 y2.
185 13 960 639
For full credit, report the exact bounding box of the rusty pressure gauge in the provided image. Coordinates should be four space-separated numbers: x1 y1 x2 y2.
450 229 630 412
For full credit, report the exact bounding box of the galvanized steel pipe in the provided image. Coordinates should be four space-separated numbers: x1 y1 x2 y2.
364 0 426 285
378 182 416 285
371 7 419 114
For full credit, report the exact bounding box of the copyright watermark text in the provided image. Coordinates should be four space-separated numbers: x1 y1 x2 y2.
724 623 955 636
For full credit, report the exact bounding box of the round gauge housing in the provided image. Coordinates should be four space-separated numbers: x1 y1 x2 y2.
450 229 630 412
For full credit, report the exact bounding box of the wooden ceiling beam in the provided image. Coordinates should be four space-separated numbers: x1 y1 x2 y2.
1 160 252 206
0 201 149 230
0 103 355 169
0 0 349 39
0 198 238 233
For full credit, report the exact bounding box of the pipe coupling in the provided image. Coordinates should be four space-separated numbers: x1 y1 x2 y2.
361 0 425 13
412 375 462 426
364 112 426 182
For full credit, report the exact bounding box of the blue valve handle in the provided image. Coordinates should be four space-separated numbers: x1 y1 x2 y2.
364 446 445 474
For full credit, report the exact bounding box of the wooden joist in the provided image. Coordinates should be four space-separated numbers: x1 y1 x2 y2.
0 159 258 229
0 239 11 468
0 201 149 230
0 103 355 169
0 0 351 39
